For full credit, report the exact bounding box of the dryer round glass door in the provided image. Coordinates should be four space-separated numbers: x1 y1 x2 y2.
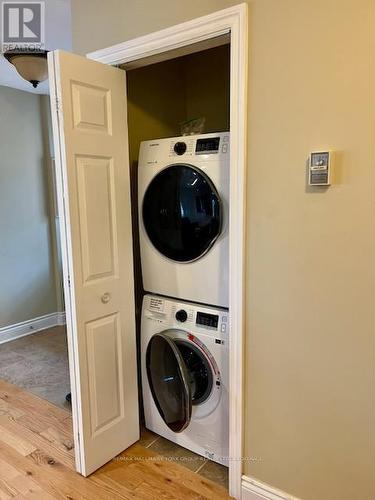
146 333 192 433
142 164 222 262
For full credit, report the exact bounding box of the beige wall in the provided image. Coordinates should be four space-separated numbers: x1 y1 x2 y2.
72 1 375 499
0 86 59 327
72 0 237 55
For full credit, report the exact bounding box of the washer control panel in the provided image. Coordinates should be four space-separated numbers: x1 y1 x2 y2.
144 294 228 337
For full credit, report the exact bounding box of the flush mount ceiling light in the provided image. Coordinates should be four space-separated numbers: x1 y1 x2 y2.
3 50 48 88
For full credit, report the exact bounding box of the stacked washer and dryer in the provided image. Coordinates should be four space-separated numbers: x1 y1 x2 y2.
138 132 230 464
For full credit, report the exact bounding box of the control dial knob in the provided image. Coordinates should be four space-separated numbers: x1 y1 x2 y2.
174 141 187 155
175 309 188 322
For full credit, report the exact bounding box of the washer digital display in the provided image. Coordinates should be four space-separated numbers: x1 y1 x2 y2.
196 312 219 329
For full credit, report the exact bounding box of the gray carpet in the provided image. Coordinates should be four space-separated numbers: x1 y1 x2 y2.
0 326 71 410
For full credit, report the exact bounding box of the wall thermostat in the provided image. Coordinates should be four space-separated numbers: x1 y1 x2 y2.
309 151 331 186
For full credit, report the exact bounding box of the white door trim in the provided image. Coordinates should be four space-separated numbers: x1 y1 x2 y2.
88 4 248 498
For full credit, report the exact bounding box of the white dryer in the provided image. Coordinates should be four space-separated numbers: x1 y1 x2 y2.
138 132 229 308
141 294 229 464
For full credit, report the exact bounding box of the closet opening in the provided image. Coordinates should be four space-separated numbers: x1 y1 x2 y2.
124 38 231 490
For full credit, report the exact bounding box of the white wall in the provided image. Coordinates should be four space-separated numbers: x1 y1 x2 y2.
0 86 58 327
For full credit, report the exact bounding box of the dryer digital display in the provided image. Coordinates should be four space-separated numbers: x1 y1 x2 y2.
195 137 220 154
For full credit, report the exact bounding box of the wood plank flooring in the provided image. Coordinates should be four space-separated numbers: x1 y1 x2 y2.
0 378 231 499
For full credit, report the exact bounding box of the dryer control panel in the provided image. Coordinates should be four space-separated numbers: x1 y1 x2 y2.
169 133 230 158
144 294 229 338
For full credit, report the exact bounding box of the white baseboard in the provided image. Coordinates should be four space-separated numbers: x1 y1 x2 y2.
242 475 301 500
0 312 66 345
56 311 66 325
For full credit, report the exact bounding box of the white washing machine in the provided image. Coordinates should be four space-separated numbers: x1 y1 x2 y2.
138 132 229 308
141 294 229 465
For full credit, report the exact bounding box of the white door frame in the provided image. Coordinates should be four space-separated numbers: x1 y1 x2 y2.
88 4 248 498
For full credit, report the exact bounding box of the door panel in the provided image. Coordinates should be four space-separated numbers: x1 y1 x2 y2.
86 313 123 435
71 82 112 133
76 155 117 283
48 50 138 475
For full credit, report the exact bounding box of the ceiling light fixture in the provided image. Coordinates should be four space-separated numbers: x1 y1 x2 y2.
3 50 48 88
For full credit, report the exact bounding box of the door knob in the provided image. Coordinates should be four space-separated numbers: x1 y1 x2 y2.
101 292 111 304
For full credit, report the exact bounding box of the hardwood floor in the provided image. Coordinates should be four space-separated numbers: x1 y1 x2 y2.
0 378 231 499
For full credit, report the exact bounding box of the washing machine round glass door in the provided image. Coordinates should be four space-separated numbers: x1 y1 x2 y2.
146 332 214 433
142 164 222 262
146 333 192 432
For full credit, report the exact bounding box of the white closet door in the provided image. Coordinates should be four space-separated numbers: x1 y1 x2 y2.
48 50 139 476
